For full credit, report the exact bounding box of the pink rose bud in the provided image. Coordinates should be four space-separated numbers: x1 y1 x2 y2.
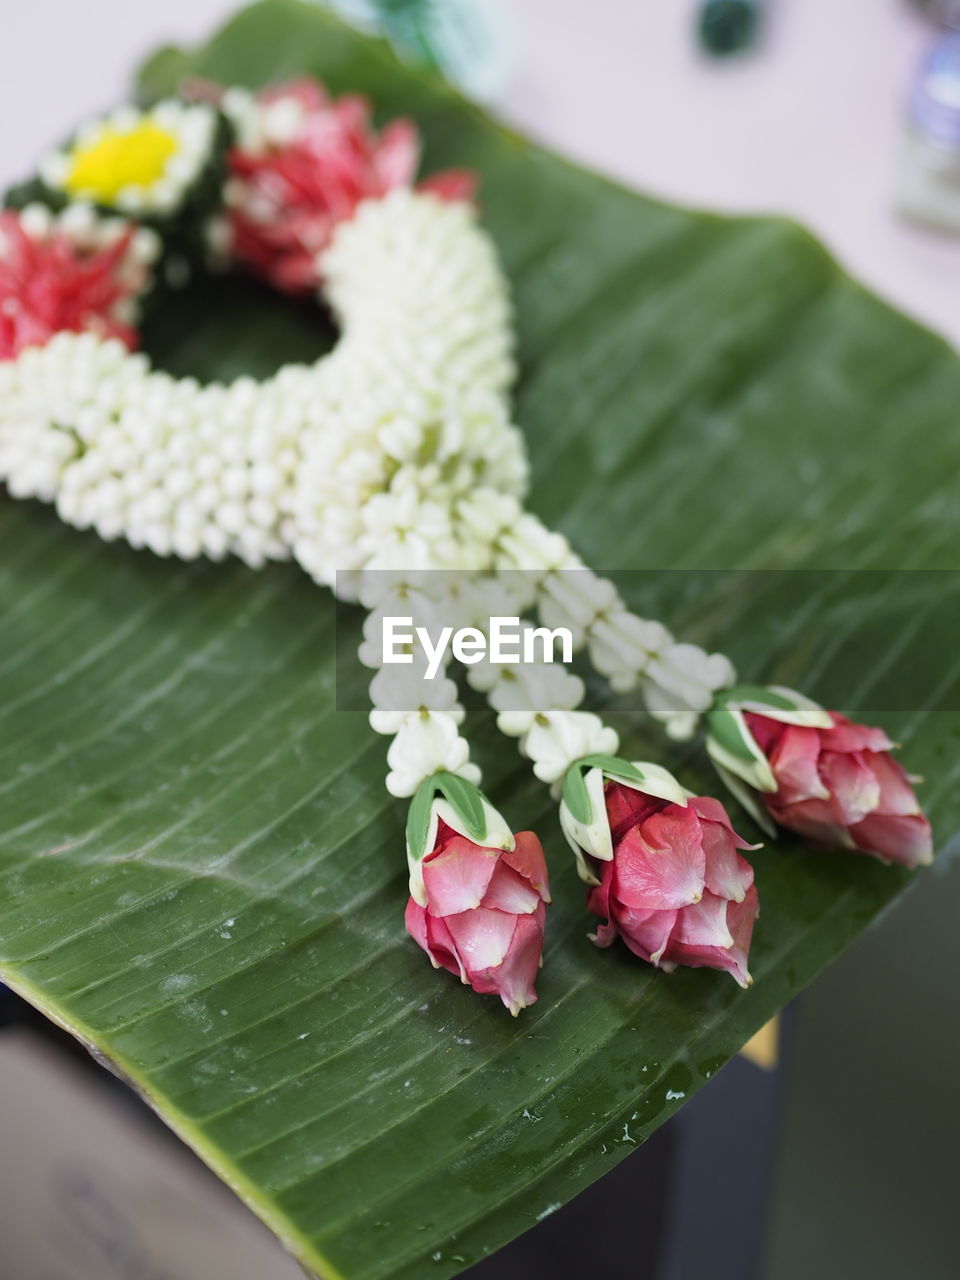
705 686 933 870
559 757 759 987
404 773 550 1015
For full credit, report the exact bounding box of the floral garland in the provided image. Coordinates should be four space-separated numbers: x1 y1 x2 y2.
0 78 933 1018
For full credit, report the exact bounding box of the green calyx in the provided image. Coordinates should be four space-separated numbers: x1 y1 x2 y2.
712 683 800 714
561 754 645 827
705 702 760 763
406 771 502 864
406 771 515 907
709 684 832 731
705 683 832 796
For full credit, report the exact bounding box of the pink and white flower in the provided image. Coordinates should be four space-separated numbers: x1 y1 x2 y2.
704 686 933 870
405 776 549 1014
0 204 158 360
560 759 759 987
216 78 477 294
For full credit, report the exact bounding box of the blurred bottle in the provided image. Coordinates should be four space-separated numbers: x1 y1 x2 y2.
911 0 960 28
898 32 960 233
697 0 761 57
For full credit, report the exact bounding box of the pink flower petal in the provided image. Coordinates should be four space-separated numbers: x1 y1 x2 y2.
467 908 545 1015
589 918 620 949
588 854 671 956
404 897 429 953
612 803 706 911
405 899 463 981
768 795 852 849
586 869 612 924
672 893 734 950
418 168 478 204
666 886 758 988
501 830 551 902
690 795 758 849
822 712 893 755
868 751 923 817
607 906 678 965
443 905 521 973
768 723 831 806
424 915 466 980
819 750 882 826
481 860 542 915
261 78 329 113
729 885 760 953
421 836 499 917
699 817 755 903
604 781 664 845
848 813 934 869
743 712 781 755
374 119 421 191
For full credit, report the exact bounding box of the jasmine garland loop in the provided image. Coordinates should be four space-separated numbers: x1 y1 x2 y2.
0 77 933 1015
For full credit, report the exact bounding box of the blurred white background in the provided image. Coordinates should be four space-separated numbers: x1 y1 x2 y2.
0 0 956 345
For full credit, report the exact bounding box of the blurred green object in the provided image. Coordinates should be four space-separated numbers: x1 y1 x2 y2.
698 0 761 55
350 0 444 72
322 0 513 100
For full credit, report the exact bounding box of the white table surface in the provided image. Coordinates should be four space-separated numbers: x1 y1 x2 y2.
1 0 956 346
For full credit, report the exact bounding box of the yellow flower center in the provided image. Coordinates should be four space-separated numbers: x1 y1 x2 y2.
64 121 179 203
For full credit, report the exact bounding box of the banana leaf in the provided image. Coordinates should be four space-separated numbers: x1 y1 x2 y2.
1 3 957 1277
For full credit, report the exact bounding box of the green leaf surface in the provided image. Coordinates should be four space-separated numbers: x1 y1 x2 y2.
2 3 958 1278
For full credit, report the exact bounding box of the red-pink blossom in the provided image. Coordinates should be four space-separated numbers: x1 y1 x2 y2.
744 711 933 869
0 210 144 360
405 820 549 1015
586 783 759 987
223 78 477 294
